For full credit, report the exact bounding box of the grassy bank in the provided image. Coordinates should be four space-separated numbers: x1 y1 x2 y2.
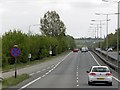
2 74 30 89
2 51 70 72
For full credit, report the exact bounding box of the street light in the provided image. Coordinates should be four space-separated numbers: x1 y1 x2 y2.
28 24 41 62
91 19 106 50
28 24 41 35
102 0 120 89
90 23 100 48
95 13 115 61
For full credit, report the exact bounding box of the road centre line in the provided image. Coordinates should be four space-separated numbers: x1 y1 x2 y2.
77 77 78 80
89 51 120 83
19 52 72 89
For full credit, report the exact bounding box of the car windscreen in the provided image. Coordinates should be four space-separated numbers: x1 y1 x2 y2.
92 67 109 72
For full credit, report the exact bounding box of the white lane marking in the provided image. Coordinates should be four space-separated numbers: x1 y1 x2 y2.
18 76 42 90
77 74 78 76
76 72 78 74
89 52 101 66
77 85 79 87
36 71 41 73
29 73 35 76
112 76 120 82
19 52 72 89
89 51 120 83
41 75 46 78
45 72 49 75
77 80 79 82
77 77 78 80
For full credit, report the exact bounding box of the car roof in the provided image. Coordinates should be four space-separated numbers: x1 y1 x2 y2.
92 66 109 68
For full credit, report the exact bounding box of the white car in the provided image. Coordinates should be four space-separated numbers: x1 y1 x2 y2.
86 66 112 86
107 48 113 52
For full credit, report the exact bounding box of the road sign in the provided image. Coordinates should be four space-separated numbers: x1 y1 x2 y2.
10 47 21 58
49 51 52 55
28 53 31 59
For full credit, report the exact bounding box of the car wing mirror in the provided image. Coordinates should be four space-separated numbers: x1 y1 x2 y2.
86 71 89 73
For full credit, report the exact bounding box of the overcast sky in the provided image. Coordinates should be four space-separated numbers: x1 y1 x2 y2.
0 0 119 38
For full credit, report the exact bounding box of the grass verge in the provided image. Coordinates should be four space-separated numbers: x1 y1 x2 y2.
2 74 30 89
2 51 70 72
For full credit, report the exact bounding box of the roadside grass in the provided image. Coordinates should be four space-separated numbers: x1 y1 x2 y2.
2 74 30 89
2 51 70 72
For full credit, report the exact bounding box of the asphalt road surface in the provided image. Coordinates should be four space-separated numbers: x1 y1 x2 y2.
9 51 119 90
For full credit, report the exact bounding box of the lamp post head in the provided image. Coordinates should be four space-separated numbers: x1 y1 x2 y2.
91 20 95 21
102 0 109 2
95 13 101 15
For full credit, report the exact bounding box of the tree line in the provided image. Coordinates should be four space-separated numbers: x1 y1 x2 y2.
2 11 76 67
100 29 120 50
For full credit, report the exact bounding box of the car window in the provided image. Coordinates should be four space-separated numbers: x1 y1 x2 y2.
92 67 109 72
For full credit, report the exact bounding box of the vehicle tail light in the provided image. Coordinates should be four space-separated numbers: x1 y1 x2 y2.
89 72 96 76
106 73 111 76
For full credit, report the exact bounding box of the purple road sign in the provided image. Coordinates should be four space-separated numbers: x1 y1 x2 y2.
10 47 21 58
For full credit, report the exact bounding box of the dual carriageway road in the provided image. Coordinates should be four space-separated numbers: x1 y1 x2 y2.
7 51 120 89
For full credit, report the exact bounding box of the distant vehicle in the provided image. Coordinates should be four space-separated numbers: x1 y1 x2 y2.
81 47 88 52
95 48 101 51
86 66 112 86
107 48 113 52
72 48 79 52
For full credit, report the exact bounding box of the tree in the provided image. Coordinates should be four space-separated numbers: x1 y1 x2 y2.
40 11 66 37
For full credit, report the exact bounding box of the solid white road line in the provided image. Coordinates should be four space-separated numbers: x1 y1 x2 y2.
89 51 120 83
19 52 72 89
18 76 42 90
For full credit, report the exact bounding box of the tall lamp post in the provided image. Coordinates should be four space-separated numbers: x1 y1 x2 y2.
90 23 101 48
95 13 115 61
28 24 41 62
102 0 120 89
91 19 106 50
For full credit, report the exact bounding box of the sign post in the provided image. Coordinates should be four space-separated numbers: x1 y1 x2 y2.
28 53 31 62
10 45 21 78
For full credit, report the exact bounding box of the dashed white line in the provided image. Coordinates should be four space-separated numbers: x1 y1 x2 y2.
45 72 49 75
77 80 79 82
77 77 78 80
19 52 72 89
76 85 79 87
41 75 46 78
